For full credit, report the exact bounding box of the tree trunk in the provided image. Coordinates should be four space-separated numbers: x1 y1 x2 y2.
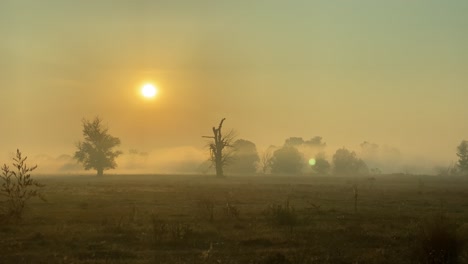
214 119 225 178
97 168 104 176
203 118 229 178
215 156 224 177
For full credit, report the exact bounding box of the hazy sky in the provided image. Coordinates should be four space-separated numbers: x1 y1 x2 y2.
1 1 467 173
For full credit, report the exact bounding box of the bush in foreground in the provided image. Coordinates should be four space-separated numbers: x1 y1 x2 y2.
0 149 45 222
414 213 463 264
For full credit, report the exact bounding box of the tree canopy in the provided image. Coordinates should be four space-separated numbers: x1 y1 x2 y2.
270 146 304 175
332 148 368 176
74 117 122 176
226 139 260 175
311 152 331 175
284 136 326 148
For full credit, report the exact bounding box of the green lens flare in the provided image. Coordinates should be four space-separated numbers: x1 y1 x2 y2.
309 158 316 166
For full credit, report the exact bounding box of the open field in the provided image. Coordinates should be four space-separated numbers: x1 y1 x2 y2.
1 174 468 264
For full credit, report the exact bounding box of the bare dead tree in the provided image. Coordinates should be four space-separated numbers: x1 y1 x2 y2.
260 149 273 174
202 118 235 177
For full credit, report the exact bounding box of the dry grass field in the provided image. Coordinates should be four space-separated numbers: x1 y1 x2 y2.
1 174 468 264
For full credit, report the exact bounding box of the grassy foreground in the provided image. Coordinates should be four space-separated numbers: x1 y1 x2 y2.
1 174 467 263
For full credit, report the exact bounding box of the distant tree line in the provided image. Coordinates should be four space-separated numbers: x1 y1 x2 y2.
201 119 370 177
263 139 369 176
70 117 468 177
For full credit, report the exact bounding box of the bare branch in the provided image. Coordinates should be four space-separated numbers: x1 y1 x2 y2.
202 118 235 177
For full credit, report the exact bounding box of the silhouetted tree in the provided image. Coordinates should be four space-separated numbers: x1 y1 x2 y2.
360 141 379 157
226 139 259 174
304 136 326 148
332 148 368 176
311 152 331 175
260 146 275 174
456 140 468 175
203 118 235 177
271 146 304 175
74 117 122 176
284 136 326 149
284 137 305 147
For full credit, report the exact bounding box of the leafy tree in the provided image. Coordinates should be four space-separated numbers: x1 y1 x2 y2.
226 139 259 174
332 148 369 176
456 140 468 175
311 152 331 175
202 118 235 177
284 136 326 149
74 117 122 176
271 146 304 175
304 136 326 148
284 137 305 147
0 149 45 221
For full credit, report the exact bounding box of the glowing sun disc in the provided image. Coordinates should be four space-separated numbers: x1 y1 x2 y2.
141 83 157 98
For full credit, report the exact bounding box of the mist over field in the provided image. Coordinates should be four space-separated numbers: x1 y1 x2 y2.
3 2 468 263
19 142 442 175
29 146 208 175
1 0 468 177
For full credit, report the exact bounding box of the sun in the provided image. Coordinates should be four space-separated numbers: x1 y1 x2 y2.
141 83 158 98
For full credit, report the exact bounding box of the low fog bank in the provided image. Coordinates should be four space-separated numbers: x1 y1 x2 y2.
22 146 209 175
267 140 447 176
357 142 445 175
1 142 453 176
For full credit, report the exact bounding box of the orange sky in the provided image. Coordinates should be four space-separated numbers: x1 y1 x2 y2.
1 1 468 174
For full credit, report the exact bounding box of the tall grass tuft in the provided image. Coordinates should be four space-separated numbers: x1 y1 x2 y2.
197 196 215 222
414 213 463 264
265 197 298 233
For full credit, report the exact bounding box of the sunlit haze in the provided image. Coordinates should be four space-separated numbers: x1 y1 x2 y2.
1 1 467 174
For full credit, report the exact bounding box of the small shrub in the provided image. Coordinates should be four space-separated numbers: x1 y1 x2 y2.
150 214 193 243
414 213 463 264
0 149 45 221
168 222 193 241
265 197 298 232
224 200 240 220
150 214 168 243
197 197 215 222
